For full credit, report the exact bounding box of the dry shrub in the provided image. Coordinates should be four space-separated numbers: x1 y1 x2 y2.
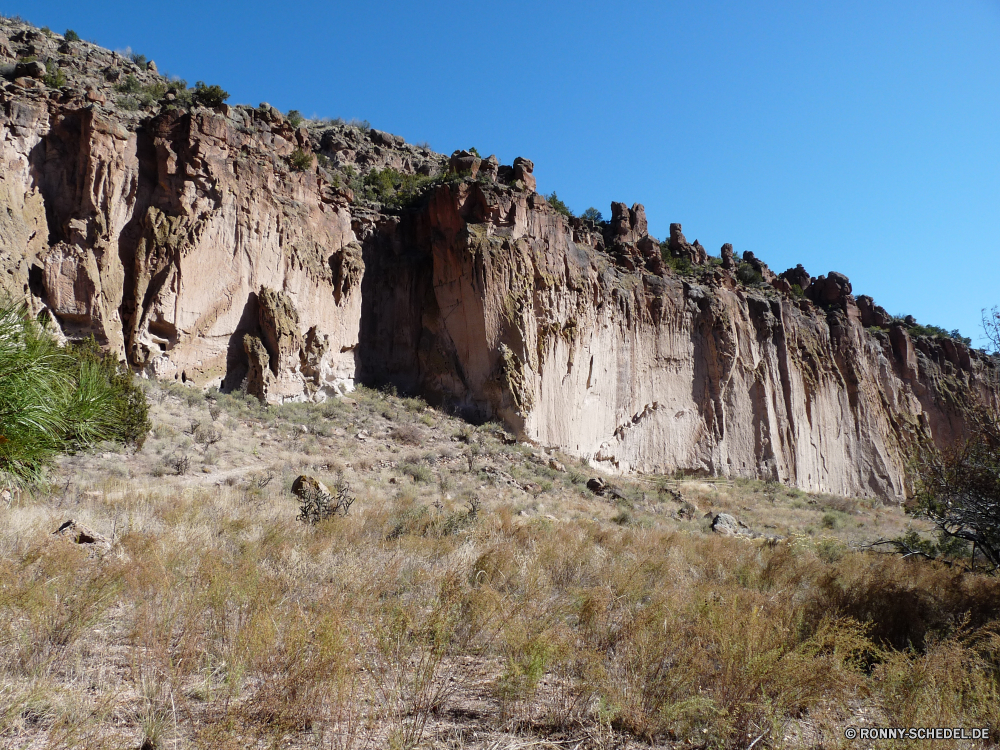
0 538 124 676
242 606 359 734
874 623 1000 731
803 554 1000 650
6 465 1000 748
391 423 423 446
367 573 471 748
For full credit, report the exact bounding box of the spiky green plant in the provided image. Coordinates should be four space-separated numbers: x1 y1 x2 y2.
0 302 147 486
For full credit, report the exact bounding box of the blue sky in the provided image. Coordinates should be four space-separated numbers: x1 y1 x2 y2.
11 1 1000 345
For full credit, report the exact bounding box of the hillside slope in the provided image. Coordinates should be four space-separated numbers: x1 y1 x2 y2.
1 18 996 497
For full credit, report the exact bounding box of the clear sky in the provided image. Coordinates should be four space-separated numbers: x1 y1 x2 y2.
10 1 1000 346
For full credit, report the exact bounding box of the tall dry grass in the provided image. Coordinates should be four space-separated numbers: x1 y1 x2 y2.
2 467 999 747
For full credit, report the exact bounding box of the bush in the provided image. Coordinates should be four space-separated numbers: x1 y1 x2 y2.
359 167 437 208
115 74 167 110
909 410 1000 571
0 304 149 485
545 192 573 218
191 81 229 107
128 51 147 67
64 29 80 41
581 207 603 223
43 60 65 88
289 148 312 172
297 475 355 524
66 337 150 449
736 261 763 285
286 109 304 128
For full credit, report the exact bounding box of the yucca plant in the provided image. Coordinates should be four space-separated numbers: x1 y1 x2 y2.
0 301 147 486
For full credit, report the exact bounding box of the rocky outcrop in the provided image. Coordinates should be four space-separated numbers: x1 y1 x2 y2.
357 178 998 498
1 18 997 498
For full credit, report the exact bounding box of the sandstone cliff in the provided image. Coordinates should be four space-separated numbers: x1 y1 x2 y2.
1 19 996 497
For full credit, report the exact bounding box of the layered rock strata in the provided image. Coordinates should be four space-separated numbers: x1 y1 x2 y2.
1 19 997 497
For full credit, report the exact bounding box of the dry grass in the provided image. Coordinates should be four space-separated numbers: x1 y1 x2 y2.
2 382 999 748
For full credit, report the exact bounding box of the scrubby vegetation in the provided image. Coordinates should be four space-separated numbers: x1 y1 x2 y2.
0 302 149 486
42 60 65 88
3 380 999 748
191 80 229 107
114 74 167 110
736 261 764 286
901 409 1000 571
545 191 573 218
354 167 440 208
289 148 312 172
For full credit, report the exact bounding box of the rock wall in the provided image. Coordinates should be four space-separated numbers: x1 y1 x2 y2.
358 182 998 497
2 19 997 498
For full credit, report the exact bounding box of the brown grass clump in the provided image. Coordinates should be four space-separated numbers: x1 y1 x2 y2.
3 381 999 748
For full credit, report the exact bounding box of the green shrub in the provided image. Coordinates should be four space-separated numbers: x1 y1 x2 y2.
115 74 167 110
289 148 312 172
360 167 438 208
0 304 149 485
545 192 573 218
128 51 147 67
736 262 763 285
903 320 971 345
66 337 150 449
64 29 80 41
286 109 304 128
659 243 695 276
191 81 229 107
581 207 603 223
43 60 65 88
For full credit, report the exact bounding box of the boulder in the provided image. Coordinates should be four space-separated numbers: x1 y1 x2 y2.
771 277 792 295
479 154 499 182
370 129 404 148
676 500 697 520
292 474 330 500
548 458 566 472
53 520 111 549
668 223 708 265
512 157 536 191
720 243 735 270
13 60 45 79
857 295 891 328
449 150 481 178
710 512 755 538
779 264 812 292
807 272 852 306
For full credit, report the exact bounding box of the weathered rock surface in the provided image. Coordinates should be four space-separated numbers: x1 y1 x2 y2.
2 17 998 498
53 519 112 550
710 512 754 538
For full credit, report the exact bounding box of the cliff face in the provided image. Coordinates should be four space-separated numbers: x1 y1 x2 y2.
359 183 997 497
2 20 996 498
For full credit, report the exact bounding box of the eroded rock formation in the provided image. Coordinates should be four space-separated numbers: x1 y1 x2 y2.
1 18 997 498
